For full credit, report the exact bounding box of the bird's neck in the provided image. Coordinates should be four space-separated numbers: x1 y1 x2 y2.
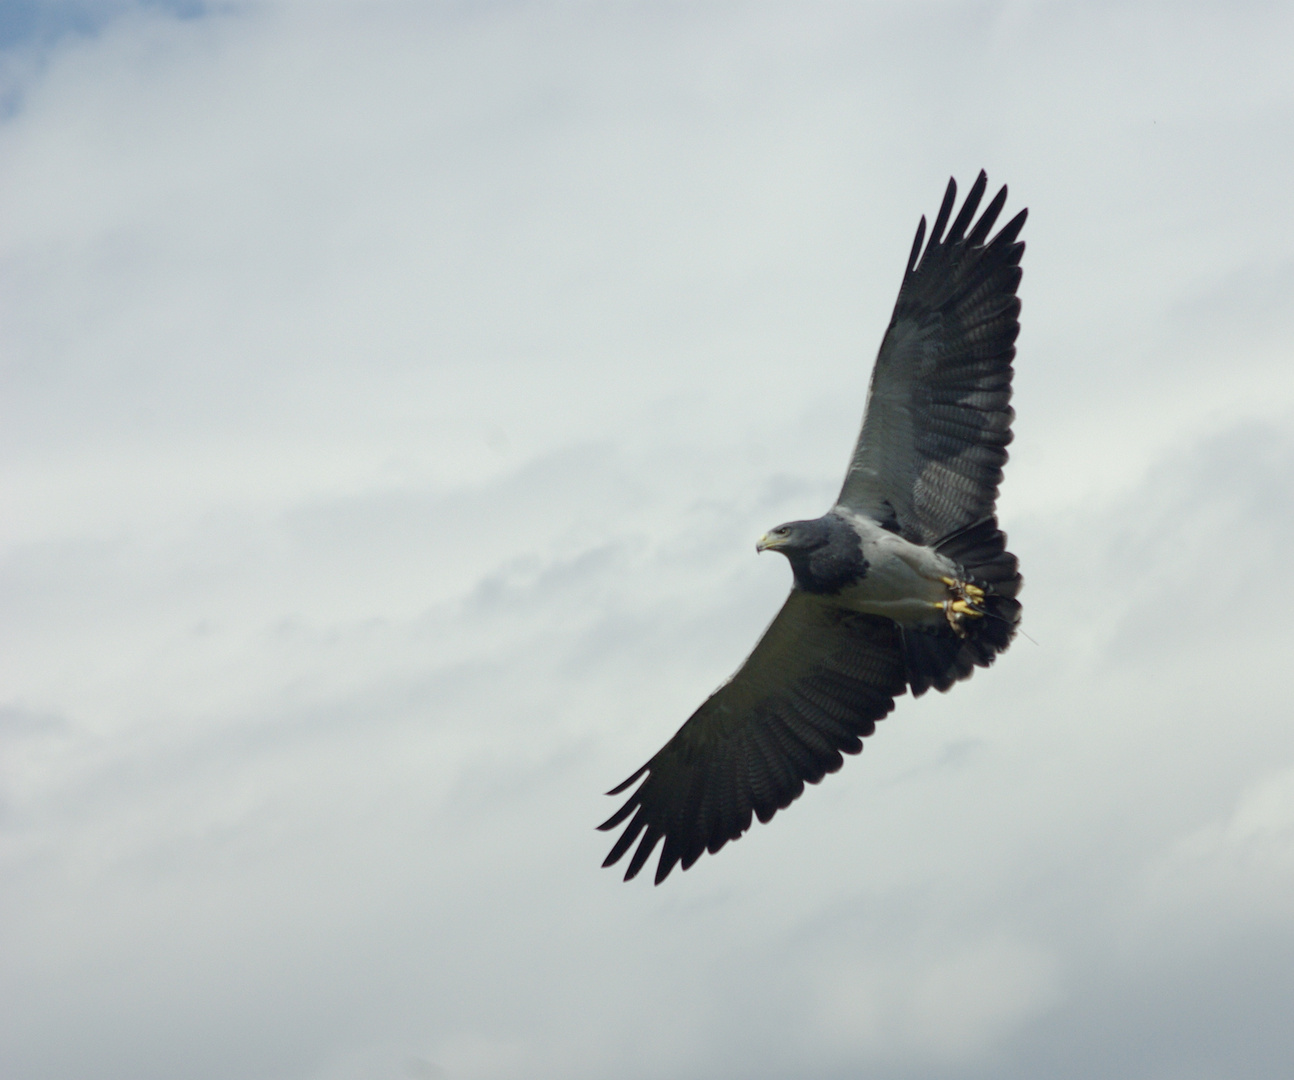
788 518 867 595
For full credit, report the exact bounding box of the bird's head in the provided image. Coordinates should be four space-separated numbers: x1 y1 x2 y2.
756 518 830 557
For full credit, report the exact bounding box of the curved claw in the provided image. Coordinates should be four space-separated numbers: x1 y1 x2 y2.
939 576 988 636
941 576 985 602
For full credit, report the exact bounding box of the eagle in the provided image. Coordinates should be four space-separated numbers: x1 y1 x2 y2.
599 172 1027 884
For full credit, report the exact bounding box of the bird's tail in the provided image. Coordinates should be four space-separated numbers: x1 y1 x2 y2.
901 517 1022 697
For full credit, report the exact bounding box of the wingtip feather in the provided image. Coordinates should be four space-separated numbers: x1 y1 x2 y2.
907 215 927 274
966 185 1008 248
597 795 640 832
929 176 958 244
624 824 663 881
946 170 988 245
605 763 648 797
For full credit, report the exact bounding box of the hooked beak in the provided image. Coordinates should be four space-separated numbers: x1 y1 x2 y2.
756 533 782 554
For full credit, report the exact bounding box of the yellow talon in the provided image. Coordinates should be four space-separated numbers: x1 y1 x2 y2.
940 577 987 635
942 576 984 599
941 577 985 599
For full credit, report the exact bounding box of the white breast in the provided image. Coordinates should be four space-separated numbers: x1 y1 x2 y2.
831 509 956 628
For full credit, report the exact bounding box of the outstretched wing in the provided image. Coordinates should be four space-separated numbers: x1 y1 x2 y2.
837 171 1027 546
599 592 906 884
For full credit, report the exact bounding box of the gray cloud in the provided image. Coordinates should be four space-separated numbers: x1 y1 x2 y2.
3 2 1294 1078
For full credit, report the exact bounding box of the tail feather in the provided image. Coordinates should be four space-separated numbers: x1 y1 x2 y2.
902 517 1021 697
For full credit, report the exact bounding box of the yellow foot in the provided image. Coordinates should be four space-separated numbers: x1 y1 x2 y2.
938 577 987 637
941 576 985 602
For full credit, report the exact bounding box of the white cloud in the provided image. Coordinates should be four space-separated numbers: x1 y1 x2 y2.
3 2 1294 1078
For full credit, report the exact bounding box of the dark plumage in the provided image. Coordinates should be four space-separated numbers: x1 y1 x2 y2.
764 517 868 595
601 173 1026 884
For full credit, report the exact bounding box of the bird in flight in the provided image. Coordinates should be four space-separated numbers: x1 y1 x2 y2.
600 171 1027 884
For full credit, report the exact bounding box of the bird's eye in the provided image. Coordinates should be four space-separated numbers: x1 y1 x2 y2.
778 527 790 536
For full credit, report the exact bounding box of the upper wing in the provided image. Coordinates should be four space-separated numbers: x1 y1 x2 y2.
837 172 1027 545
599 592 906 884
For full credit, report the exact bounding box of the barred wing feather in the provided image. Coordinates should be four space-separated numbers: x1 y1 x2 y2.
837 171 1027 546
599 593 906 884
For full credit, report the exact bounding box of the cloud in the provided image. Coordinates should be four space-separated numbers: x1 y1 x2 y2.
3 2 1294 1079
1136 764 1294 932
811 936 1061 1066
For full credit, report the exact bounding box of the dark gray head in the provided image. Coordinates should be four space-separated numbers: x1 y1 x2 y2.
756 513 867 595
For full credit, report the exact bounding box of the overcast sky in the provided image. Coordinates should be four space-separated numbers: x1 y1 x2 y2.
3 2 1294 1078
